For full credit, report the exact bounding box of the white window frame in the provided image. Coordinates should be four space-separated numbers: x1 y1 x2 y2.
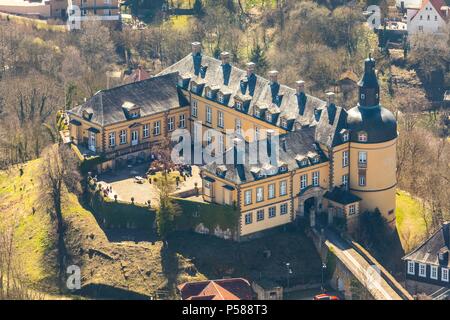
312 171 319 187
300 174 308 190
206 130 212 145
168 117 174 132
407 261 415 275
254 126 260 141
342 174 349 188
218 134 224 154
358 132 368 142
143 124 150 138
131 130 139 146
265 112 272 122
280 180 287 196
244 190 252 205
358 151 367 164
179 114 186 128
153 121 161 135
349 204 356 215
418 263 426 278
269 206 276 218
217 111 224 128
256 187 264 203
245 213 252 225
108 132 115 147
191 100 198 117
235 101 242 110
342 132 349 142
430 265 438 280
120 130 127 144
442 268 449 282
268 183 275 199
256 209 264 221
254 108 260 118
280 203 288 215
359 175 366 187
206 106 212 124
235 118 242 135
342 150 349 167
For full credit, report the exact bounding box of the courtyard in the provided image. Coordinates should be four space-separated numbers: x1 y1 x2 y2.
97 163 203 206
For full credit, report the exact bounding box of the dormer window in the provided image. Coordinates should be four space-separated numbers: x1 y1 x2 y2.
279 163 288 173
191 83 198 93
265 112 272 122
358 131 368 142
254 108 260 118
206 90 214 99
122 101 140 119
216 165 227 177
235 101 243 110
82 109 93 120
217 93 224 104
340 129 349 142
280 117 288 129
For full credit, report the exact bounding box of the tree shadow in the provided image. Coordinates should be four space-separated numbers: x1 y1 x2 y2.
76 283 152 300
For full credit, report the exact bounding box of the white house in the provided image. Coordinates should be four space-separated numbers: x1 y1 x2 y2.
406 0 449 35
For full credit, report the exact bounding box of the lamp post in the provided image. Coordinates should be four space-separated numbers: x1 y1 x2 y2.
321 263 327 293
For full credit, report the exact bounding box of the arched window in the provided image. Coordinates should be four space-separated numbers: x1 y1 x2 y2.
358 131 368 142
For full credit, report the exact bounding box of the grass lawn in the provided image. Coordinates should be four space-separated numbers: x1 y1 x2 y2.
165 15 191 30
395 189 429 253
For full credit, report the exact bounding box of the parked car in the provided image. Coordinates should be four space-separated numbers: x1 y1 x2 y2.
313 294 340 300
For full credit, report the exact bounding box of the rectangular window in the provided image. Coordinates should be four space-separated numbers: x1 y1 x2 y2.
143 124 150 138
312 171 319 187
280 180 287 196
430 266 438 280
168 117 175 132
235 101 242 110
256 187 264 202
254 126 260 141
235 118 241 135
191 100 198 117
407 261 415 275
218 134 224 154
342 174 349 188
419 263 426 278
244 190 252 205
218 111 224 128
349 204 356 215
268 184 275 199
300 174 308 190
245 213 252 225
120 130 127 144
179 114 186 128
206 130 212 145
358 151 367 167
442 268 449 282
359 174 366 187
256 209 264 221
342 150 349 167
280 203 288 215
109 132 115 147
206 106 212 124
153 121 161 135
269 206 276 218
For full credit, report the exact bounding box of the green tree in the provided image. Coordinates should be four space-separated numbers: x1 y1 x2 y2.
155 174 180 239
249 43 268 74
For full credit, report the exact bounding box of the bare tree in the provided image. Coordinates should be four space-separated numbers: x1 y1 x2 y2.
38 144 81 291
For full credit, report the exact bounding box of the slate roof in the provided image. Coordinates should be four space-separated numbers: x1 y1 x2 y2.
159 53 328 131
178 278 253 300
403 222 450 267
67 72 189 126
324 187 362 205
202 128 327 184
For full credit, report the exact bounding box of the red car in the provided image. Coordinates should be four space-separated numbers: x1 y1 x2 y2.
314 294 340 300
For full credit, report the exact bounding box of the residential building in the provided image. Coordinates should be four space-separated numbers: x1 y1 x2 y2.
406 0 449 35
403 222 450 297
67 42 398 240
177 278 253 300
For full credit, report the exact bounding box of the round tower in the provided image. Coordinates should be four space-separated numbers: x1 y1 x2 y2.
347 56 397 225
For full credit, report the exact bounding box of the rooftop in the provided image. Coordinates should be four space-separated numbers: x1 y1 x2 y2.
177 278 253 300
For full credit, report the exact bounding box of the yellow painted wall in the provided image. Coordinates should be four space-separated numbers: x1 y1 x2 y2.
331 143 350 188
349 139 397 222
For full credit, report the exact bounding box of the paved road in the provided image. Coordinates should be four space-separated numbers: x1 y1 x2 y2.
323 229 403 300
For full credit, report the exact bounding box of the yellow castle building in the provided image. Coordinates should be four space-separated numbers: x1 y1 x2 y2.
67 42 397 240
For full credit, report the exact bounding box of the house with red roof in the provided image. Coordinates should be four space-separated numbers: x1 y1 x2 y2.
406 0 449 35
177 278 253 300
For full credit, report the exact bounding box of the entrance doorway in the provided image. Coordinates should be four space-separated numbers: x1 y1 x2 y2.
304 197 315 219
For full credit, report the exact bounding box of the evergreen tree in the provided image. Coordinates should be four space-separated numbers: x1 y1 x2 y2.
249 44 269 74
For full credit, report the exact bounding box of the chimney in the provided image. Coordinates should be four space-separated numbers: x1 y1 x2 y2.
326 92 335 106
191 42 202 55
246 62 256 77
326 92 337 125
220 51 230 65
268 70 279 84
296 80 305 94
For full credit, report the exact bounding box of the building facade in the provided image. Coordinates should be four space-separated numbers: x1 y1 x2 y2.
406 0 449 35
67 42 398 239
403 222 450 297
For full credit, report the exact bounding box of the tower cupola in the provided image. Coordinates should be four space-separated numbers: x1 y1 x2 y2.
358 55 380 108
